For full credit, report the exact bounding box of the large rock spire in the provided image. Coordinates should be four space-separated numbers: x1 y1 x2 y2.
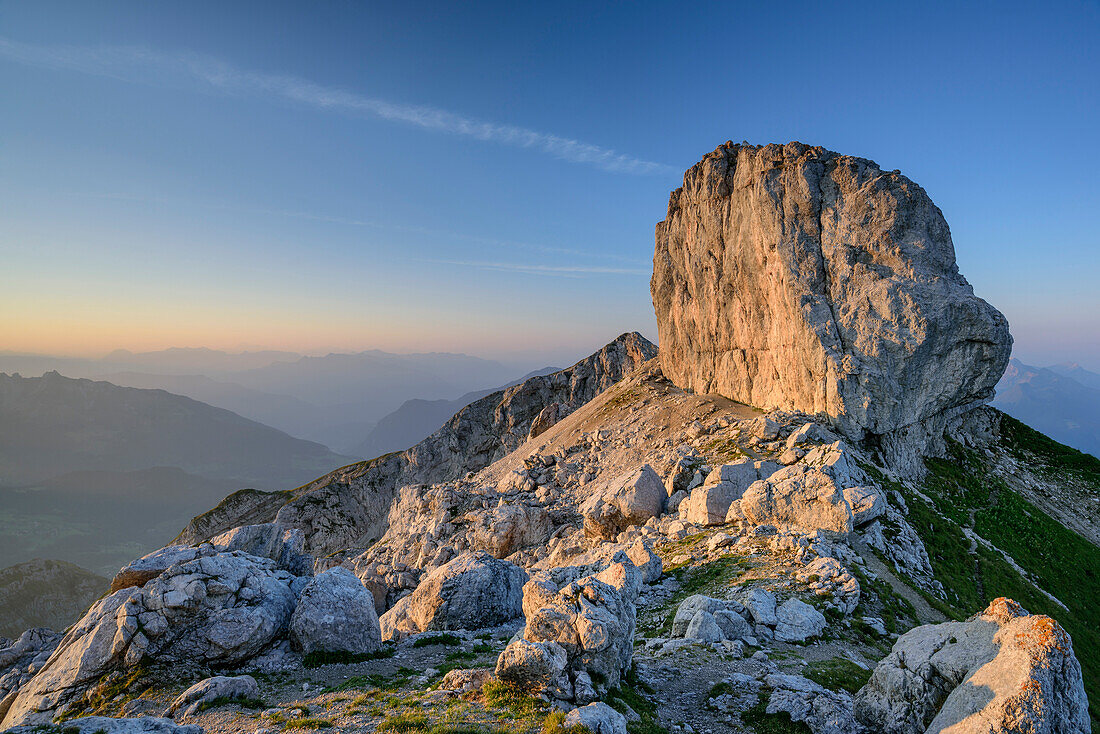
651 141 1011 460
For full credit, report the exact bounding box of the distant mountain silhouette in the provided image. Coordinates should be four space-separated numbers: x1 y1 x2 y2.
351 367 560 459
0 371 352 487
100 371 333 445
993 359 1100 457
1047 362 1100 391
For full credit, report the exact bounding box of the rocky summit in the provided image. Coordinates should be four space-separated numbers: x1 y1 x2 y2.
1 143 1095 734
652 142 1012 471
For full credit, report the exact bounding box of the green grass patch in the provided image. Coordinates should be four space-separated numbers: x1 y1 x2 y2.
607 668 666 734
445 650 477 662
303 646 395 668
57 661 151 720
540 710 588 734
698 436 747 464
284 718 334 730
481 678 540 717
802 658 871 694
708 682 735 698
323 667 417 693
413 633 463 648
1000 413 1100 485
741 693 811 734
199 695 266 711
377 712 429 732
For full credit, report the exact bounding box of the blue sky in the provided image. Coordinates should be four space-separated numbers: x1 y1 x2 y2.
1 0 1098 369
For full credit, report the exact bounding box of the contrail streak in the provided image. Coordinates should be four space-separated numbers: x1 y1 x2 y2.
0 37 676 175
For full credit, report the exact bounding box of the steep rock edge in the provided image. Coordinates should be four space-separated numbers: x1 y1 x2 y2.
174 332 657 557
651 141 1012 473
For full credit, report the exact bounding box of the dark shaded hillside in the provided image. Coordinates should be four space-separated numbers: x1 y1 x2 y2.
993 359 1100 457
0 467 236 574
0 559 108 637
0 372 352 487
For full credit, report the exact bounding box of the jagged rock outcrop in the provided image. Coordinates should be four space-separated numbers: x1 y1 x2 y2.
679 460 779 526
0 628 61 721
651 142 1011 467
854 598 1090 734
740 462 854 533
2 549 304 727
171 488 292 548
580 464 666 540
766 673 863 734
175 333 657 556
112 523 310 592
502 562 637 701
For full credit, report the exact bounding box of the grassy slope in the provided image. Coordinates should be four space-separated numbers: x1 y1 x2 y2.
878 416 1100 726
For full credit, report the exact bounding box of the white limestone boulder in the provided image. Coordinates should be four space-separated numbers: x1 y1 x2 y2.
564 702 628 734
581 465 666 540
854 598 1090 734
289 567 382 655
164 675 259 718
377 551 526 640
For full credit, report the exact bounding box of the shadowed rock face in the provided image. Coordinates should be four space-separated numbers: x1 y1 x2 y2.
652 142 1011 447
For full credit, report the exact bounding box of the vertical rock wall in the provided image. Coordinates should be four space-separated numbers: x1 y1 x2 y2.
652 141 1011 453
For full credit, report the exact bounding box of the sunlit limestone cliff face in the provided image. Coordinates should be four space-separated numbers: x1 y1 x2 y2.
651 142 1012 470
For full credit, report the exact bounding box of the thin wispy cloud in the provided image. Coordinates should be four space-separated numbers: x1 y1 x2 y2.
0 37 675 176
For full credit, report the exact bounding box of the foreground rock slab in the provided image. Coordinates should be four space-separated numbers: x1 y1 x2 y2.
854 598 1090 734
5 716 202 733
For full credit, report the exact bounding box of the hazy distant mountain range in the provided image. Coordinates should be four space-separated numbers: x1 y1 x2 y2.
0 371 355 573
0 348 551 573
0 371 351 487
0 348 528 453
0 559 108 638
0 467 239 576
994 359 1100 457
